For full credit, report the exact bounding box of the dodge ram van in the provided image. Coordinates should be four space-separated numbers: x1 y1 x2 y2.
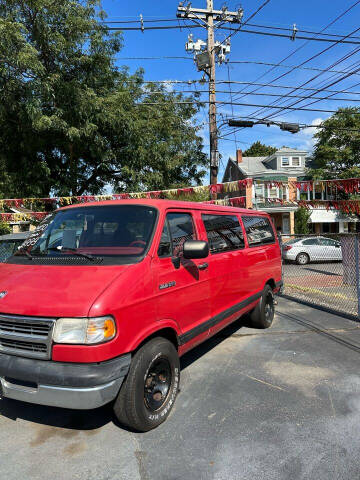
0 200 282 431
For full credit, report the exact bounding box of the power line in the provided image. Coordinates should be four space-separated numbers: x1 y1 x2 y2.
230 1 360 106
232 25 360 121
215 0 271 49
137 100 347 114
105 23 360 44
226 64 238 149
141 79 360 95
103 17 360 42
140 88 360 103
227 60 360 77
116 55 360 77
258 50 360 121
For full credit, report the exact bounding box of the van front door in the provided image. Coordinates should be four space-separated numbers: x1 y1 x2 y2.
153 211 211 349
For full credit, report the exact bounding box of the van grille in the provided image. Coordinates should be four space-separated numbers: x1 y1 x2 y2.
0 314 55 359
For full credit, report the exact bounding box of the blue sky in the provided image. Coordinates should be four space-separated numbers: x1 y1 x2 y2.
101 0 360 181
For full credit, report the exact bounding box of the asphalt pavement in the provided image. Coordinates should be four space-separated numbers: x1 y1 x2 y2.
1 297 360 480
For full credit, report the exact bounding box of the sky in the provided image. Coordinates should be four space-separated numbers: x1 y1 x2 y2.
101 0 360 181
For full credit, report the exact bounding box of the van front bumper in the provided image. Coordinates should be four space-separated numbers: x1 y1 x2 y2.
0 352 131 410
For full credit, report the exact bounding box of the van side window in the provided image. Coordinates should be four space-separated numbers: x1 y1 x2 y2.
202 214 244 253
167 213 196 257
158 220 172 257
242 216 275 246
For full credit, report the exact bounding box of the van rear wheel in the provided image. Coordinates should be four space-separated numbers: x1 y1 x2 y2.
248 284 275 329
113 337 180 432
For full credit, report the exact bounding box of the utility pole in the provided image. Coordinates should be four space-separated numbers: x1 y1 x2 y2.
177 1 243 185
207 0 217 186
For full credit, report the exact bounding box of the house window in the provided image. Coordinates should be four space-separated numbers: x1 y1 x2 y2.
281 156 302 167
255 184 264 201
280 186 288 201
268 186 278 199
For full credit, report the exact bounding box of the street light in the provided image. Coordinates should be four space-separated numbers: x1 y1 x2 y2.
227 118 301 134
279 122 300 134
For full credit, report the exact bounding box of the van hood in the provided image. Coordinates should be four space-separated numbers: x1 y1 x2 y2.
0 263 130 318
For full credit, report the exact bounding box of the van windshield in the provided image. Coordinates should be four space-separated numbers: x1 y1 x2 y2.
14 205 157 264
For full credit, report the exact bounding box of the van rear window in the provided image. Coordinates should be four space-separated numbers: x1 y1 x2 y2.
202 214 244 253
242 216 275 246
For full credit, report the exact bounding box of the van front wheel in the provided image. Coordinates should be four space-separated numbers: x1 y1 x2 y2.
113 337 180 432
248 285 275 329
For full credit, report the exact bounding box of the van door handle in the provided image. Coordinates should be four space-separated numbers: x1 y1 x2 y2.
198 262 208 270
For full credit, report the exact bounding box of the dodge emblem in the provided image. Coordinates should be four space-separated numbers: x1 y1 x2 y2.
0 291 7 299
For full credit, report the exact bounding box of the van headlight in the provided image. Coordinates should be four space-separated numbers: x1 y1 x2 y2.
53 316 116 344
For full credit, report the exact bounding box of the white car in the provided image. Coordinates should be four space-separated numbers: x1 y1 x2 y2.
282 236 342 265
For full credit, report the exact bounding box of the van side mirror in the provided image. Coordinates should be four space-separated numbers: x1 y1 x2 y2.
183 240 209 259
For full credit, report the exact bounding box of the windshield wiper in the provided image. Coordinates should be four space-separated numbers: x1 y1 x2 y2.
47 246 97 262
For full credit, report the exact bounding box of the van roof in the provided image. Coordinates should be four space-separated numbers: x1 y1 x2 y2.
59 198 267 215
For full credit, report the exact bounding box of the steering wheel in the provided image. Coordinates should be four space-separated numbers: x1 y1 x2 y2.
129 240 146 247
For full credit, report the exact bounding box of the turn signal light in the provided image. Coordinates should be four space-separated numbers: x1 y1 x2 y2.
53 316 116 344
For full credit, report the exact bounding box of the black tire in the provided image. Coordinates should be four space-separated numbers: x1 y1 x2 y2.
296 252 310 265
113 337 180 432
248 284 275 329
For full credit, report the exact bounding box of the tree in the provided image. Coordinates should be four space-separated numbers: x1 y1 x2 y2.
309 107 360 179
0 0 207 198
0 221 11 235
243 141 277 157
295 207 311 234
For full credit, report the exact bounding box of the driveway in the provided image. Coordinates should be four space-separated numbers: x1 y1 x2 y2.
1 298 360 480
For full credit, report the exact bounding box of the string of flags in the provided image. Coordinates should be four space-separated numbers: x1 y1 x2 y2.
203 196 246 207
1 177 359 222
292 178 360 194
0 179 252 210
0 212 48 222
298 200 360 215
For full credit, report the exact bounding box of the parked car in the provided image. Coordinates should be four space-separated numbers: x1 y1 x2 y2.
282 236 342 264
0 232 30 262
0 200 282 431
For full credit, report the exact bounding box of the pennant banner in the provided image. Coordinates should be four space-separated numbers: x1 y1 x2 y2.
203 196 246 207
0 212 48 222
298 200 360 215
0 179 252 209
292 178 360 195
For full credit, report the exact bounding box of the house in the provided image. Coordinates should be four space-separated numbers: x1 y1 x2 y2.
222 148 359 234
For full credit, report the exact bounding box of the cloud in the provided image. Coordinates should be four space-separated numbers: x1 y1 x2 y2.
296 117 324 152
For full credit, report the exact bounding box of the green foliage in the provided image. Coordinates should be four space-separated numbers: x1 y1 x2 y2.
243 141 277 157
308 107 360 179
0 0 207 198
295 207 311 234
162 191 210 202
0 221 11 235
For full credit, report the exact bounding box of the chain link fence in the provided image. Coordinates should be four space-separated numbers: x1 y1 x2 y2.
280 233 360 321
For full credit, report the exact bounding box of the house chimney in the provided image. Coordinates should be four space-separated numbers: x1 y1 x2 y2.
236 149 243 164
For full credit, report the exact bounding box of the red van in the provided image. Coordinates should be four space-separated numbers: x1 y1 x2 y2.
0 200 282 431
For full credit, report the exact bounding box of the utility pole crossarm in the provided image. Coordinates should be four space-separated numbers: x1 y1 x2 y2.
177 5 243 23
